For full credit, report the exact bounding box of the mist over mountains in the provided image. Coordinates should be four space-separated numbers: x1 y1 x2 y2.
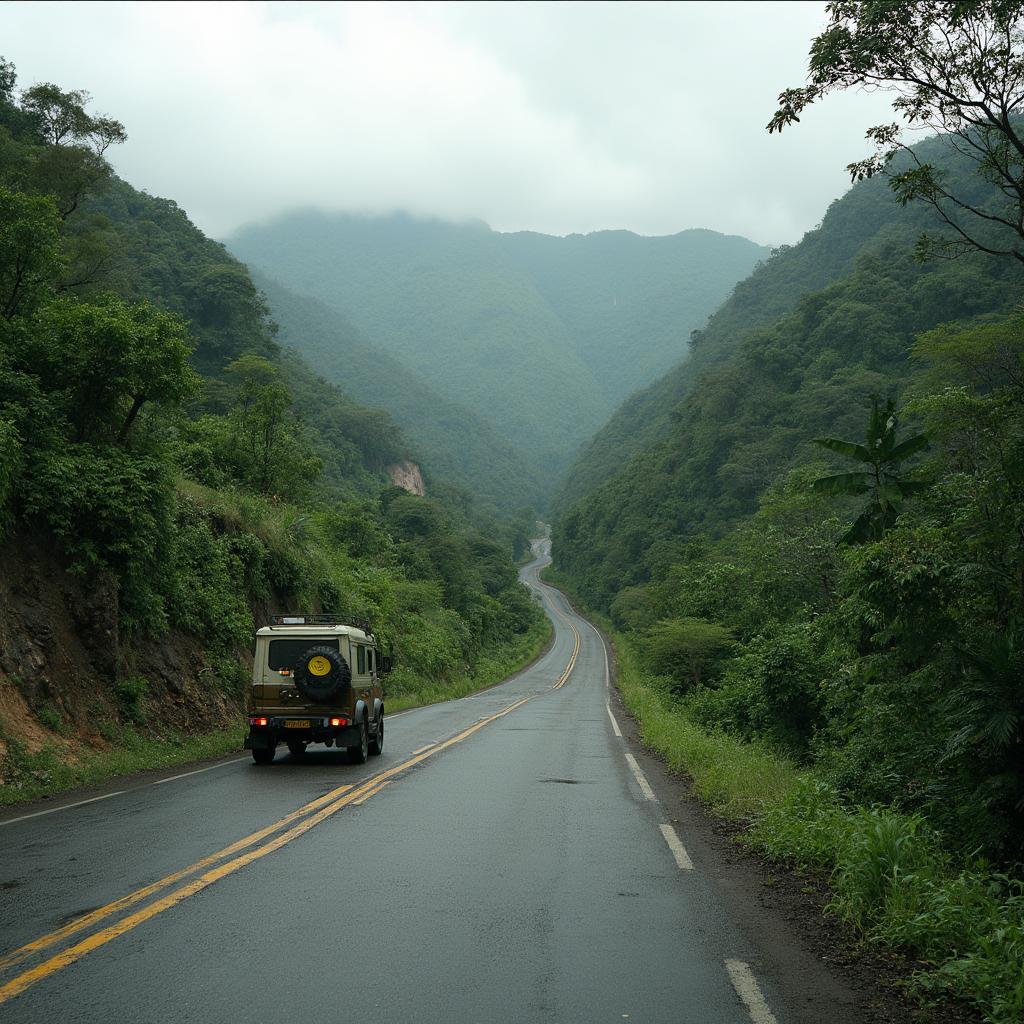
253 273 547 514
229 213 768 488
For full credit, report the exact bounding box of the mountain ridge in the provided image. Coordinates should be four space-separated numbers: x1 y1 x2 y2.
228 211 768 488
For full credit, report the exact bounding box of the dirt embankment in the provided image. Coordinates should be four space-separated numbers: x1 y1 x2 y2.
0 532 252 781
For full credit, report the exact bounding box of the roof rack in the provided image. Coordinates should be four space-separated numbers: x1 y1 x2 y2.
269 613 374 635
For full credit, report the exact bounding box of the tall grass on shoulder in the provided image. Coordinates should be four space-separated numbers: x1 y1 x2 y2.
749 779 1024 1022
385 616 552 713
616 637 800 819
608 621 1024 1023
0 725 245 807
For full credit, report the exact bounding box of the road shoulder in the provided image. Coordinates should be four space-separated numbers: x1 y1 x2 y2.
599 627 977 1024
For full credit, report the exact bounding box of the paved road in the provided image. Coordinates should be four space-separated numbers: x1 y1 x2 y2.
0 544 845 1023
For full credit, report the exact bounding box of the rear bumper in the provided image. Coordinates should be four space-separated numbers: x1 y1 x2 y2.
245 719 360 749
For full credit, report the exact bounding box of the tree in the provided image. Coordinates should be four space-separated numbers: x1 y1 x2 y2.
0 187 63 319
811 395 929 543
646 617 735 690
0 57 39 141
22 296 199 443
19 82 125 152
769 1 1024 262
11 80 127 218
224 354 320 496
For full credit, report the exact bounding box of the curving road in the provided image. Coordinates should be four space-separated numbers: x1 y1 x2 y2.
0 543 860 1023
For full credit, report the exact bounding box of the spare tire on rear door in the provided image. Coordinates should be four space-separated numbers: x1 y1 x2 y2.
293 645 352 704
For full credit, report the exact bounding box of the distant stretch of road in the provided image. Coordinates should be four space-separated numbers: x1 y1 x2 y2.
0 542 855 1023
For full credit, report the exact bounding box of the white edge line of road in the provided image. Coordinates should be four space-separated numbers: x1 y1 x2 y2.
605 702 622 737
724 958 780 1024
154 757 249 785
658 822 694 871
0 790 127 827
624 752 657 802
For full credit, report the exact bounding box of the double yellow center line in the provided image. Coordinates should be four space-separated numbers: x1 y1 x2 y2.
0 604 584 1005
552 616 580 689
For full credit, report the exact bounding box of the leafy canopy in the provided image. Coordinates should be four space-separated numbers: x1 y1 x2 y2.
769 0 1024 262
18 295 200 444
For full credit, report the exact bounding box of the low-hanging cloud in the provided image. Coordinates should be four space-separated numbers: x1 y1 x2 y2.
2 1 897 245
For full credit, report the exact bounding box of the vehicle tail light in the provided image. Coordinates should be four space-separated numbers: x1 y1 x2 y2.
249 716 269 727
329 717 348 727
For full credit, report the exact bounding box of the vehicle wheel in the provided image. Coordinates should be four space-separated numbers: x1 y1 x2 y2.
369 712 384 756
287 740 307 757
348 717 369 765
252 746 275 765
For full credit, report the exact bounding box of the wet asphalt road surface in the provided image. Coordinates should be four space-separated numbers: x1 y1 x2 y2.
0 543 840 1023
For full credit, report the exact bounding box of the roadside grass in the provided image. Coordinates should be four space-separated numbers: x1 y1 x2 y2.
615 640 801 818
0 724 245 807
385 616 552 713
540 565 1024 1024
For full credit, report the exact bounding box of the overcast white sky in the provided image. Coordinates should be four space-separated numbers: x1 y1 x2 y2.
2 1 897 245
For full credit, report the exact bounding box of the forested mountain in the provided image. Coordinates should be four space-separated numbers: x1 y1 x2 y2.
0 62 544 779
552 127 1024 861
554 133 1024 604
253 272 546 513
228 212 767 482
556 133 1002 508
77 178 414 500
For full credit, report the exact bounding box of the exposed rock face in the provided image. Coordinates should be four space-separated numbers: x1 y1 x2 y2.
0 531 246 774
387 461 426 496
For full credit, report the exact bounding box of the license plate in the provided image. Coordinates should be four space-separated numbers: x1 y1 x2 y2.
284 719 310 729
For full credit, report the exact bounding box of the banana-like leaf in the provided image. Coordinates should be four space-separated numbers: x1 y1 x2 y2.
878 484 905 508
813 437 875 463
810 471 871 495
841 509 879 544
887 433 930 462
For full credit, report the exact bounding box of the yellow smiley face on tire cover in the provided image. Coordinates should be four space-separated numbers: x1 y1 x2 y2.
307 655 332 677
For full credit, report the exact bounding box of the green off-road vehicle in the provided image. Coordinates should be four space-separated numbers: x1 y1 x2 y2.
244 614 390 765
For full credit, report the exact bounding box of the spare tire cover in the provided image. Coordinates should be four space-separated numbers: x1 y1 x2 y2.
293 645 352 705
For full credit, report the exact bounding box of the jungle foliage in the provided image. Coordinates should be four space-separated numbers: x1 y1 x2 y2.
554 139 1024 860
0 61 543 708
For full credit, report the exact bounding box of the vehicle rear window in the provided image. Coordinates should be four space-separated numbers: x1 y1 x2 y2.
268 638 341 671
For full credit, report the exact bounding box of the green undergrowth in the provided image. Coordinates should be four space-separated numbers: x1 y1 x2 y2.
0 724 245 807
385 614 552 713
540 566 1024 1024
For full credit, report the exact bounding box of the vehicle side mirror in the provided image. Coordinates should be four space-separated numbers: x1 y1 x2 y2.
381 656 393 675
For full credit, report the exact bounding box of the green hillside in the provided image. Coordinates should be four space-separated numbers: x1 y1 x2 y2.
555 133 997 509
228 213 767 482
551 127 1024 866
77 179 413 501
0 63 546 784
554 134 1023 607
253 272 546 513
